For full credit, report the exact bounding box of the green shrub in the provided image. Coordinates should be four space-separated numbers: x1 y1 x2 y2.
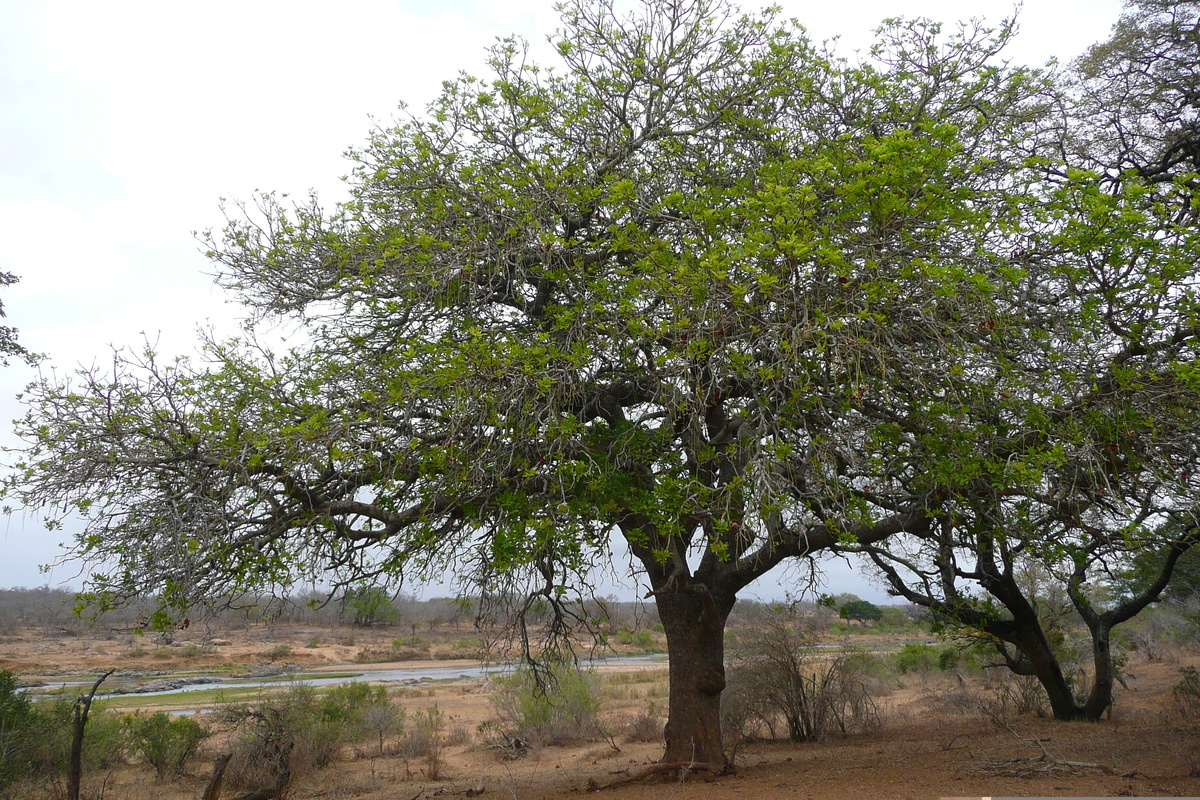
225 683 405 791
892 643 939 674
8 695 127 788
0 670 34 791
178 643 203 658
318 682 393 742
265 644 291 659
615 630 656 649
489 665 602 746
937 647 960 671
125 711 209 778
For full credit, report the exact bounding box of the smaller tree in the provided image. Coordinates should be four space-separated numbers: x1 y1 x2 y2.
344 587 399 628
838 600 883 625
124 712 209 779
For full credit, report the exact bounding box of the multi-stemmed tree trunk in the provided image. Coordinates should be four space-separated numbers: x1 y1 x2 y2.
867 523 1200 722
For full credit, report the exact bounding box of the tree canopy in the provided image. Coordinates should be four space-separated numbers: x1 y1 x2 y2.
859 0 1200 721
0 271 30 367
9 0 1200 764
838 599 882 624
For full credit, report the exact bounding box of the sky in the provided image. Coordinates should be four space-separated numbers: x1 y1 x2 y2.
0 0 1125 601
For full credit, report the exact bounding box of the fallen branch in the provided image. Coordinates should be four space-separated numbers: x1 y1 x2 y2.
586 761 727 791
981 718 1114 776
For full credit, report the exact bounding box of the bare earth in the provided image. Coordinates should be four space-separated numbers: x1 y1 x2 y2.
3 624 1199 799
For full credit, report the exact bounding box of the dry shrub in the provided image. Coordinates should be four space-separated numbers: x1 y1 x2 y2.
397 707 446 779
443 718 472 747
923 675 982 716
981 671 1049 719
615 704 662 743
724 611 883 752
1172 665 1200 719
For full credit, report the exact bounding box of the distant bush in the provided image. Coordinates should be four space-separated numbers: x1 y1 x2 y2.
877 606 914 630
265 644 292 659
125 711 209 778
614 630 656 650
839 600 883 624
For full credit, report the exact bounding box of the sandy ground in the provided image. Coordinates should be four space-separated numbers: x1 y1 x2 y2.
3 623 1199 799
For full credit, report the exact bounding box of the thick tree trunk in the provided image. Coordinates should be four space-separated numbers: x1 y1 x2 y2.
1020 636 1085 721
654 587 735 766
1007 613 1120 721
1081 624 1115 721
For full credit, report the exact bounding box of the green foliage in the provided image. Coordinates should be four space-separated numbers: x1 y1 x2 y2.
226 683 404 789
1117 536 1200 604
488 665 602 746
124 711 209 778
1 695 127 789
0 670 34 791
891 643 940 674
877 606 913 630
345 586 399 627
936 647 960 672
614 629 656 650
838 600 883 624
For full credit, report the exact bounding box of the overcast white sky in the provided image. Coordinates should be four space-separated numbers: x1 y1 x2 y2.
0 0 1124 600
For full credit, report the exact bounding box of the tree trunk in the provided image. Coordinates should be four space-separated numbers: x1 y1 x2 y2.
1010 626 1085 721
68 670 113 800
654 586 735 766
1081 624 1115 721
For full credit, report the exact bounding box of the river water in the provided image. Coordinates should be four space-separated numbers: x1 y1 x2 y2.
85 653 668 700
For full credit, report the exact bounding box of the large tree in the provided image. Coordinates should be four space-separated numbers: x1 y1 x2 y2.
856 0 1200 722
1071 0 1200 181
8 0 1161 764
